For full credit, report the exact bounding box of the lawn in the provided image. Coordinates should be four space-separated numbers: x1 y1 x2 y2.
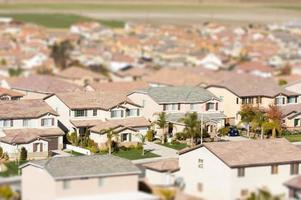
113 148 160 160
284 134 301 142
0 161 26 177
66 150 84 156
159 143 189 150
0 13 124 29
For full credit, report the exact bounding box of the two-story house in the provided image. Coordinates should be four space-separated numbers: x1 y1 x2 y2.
206 74 299 125
21 155 158 200
128 86 226 136
0 99 64 159
44 92 150 146
177 138 301 200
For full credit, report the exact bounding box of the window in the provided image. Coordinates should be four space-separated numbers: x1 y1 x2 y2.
98 178 104 187
275 97 285 105
197 183 203 192
220 96 224 102
93 109 97 116
206 103 215 111
241 189 249 196
236 98 239 104
121 133 128 142
190 104 197 110
271 165 278 174
290 163 299 175
0 120 13 128
41 118 54 127
256 97 262 104
163 104 167 111
198 159 204 169
242 97 254 104
74 110 87 117
111 110 124 118
127 109 139 117
63 180 71 189
237 168 245 177
288 96 297 104
171 104 177 111
294 119 300 127
23 119 30 127
215 103 218 111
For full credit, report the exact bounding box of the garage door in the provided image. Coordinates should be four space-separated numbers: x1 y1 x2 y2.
47 137 58 151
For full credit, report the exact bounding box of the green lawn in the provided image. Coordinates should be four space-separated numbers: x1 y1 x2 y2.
0 13 124 29
0 161 26 177
160 143 189 150
66 150 84 156
113 149 160 160
284 134 301 142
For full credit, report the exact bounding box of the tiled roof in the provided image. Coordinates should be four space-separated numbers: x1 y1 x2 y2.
88 81 149 93
284 175 301 190
204 138 301 168
135 86 217 104
53 91 139 110
59 67 107 81
279 104 301 118
0 87 24 97
142 158 179 172
1 128 64 144
21 155 141 180
0 99 57 119
166 112 226 123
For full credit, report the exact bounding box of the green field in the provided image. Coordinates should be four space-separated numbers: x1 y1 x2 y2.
159 143 189 150
0 13 124 29
113 149 160 160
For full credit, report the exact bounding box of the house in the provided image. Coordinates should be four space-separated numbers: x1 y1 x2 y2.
20 155 158 200
58 67 108 86
7 75 83 99
197 53 223 70
280 104 301 130
0 99 64 159
0 87 24 100
128 86 226 135
177 138 301 200
206 74 299 124
44 92 149 145
142 158 179 186
284 175 301 199
235 61 274 78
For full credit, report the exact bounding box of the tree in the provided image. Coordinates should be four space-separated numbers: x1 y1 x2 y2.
136 133 146 156
154 112 168 144
50 40 74 69
0 185 14 200
239 105 257 138
19 147 27 161
251 108 266 139
265 105 283 138
179 112 201 146
8 67 23 77
103 128 118 155
245 188 283 200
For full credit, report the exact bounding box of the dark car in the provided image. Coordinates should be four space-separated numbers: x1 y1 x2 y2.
228 126 239 137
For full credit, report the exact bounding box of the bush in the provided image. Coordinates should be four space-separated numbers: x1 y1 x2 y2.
0 147 3 158
146 130 154 142
136 143 143 150
67 132 78 146
89 146 99 154
20 147 27 161
218 127 230 136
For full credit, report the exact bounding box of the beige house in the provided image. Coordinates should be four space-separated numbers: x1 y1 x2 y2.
0 99 64 159
21 155 158 200
128 86 226 136
206 74 299 125
0 87 24 100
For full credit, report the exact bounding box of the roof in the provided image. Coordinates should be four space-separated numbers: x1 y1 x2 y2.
142 158 179 172
0 99 58 119
284 175 301 190
59 67 107 81
135 86 218 104
8 75 83 94
166 112 226 124
0 128 64 144
0 87 24 97
279 104 301 118
21 155 141 180
236 61 273 73
88 81 149 93
207 73 297 97
90 117 150 133
203 138 301 168
51 91 139 110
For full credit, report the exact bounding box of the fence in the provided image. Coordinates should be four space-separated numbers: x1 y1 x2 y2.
66 144 91 155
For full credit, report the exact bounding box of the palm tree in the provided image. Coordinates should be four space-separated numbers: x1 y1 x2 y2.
179 112 201 146
103 128 118 155
251 108 266 139
239 105 257 138
154 112 168 144
136 133 146 156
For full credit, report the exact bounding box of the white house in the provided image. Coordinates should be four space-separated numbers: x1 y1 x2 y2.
177 138 301 200
0 99 64 159
197 53 223 70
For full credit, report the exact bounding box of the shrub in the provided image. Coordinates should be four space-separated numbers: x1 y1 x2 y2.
146 130 154 142
89 146 99 154
67 132 78 145
218 127 230 136
0 147 3 158
136 143 143 150
20 147 27 161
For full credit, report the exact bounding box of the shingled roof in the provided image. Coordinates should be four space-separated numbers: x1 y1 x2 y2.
134 86 218 104
20 155 141 180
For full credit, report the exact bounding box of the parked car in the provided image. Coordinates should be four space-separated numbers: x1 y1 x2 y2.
228 126 239 137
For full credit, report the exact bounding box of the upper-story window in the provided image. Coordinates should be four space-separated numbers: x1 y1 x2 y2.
205 102 215 111
237 168 245 177
93 109 97 116
63 180 71 190
242 97 253 105
0 120 13 128
111 110 124 118
275 96 285 105
163 104 180 111
41 118 54 127
290 163 299 175
190 104 197 111
256 97 262 104
271 165 278 175
74 110 87 117
126 109 140 117
23 119 30 127
287 96 298 104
